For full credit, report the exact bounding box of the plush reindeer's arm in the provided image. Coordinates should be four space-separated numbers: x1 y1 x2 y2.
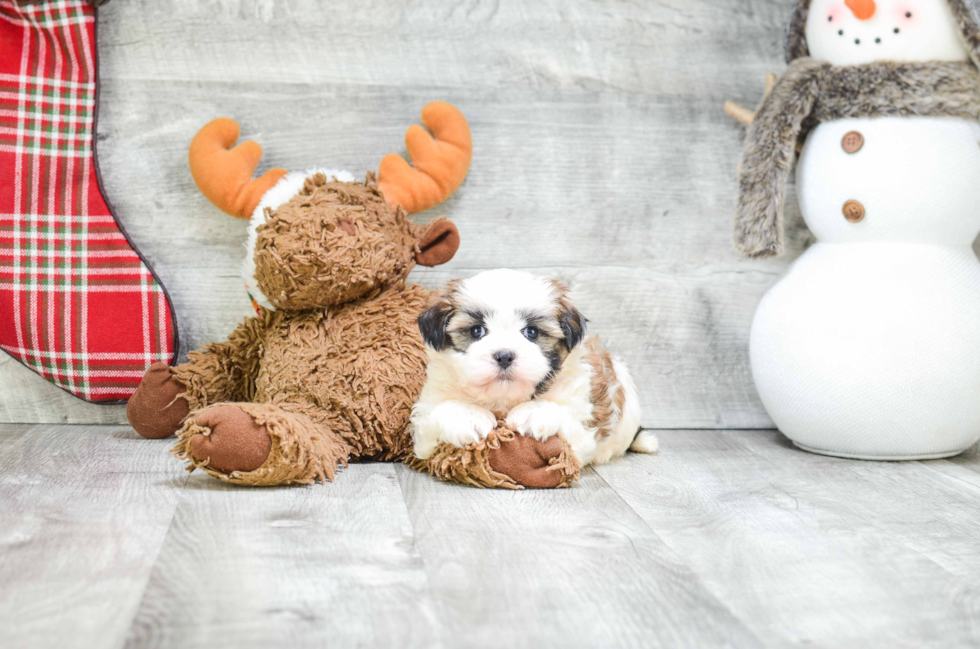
408 425 581 489
128 314 270 440
171 313 271 411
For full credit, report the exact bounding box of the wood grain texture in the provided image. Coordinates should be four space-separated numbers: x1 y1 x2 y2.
2 424 979 648
0 425 187 649
2 0 978 429
123 464 440 649
394 461 763 648
595 431 980 648
0 0 800 425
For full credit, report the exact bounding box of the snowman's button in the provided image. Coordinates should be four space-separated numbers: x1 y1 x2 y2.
842 131 864 154
843 200 866 223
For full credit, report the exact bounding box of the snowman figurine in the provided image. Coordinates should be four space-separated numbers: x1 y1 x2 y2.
731 0 980 459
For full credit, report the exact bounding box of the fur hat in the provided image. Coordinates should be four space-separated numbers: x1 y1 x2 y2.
784 0 980 66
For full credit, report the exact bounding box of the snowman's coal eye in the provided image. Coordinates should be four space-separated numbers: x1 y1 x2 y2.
895 27 901 33
906 11 912 18
828 15 833 21
875 37 881 43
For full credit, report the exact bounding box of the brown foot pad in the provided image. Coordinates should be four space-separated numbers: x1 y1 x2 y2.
173 403 350 487
488 432 578 489
127 362 190 439
413 425 581 489
181 405 272 474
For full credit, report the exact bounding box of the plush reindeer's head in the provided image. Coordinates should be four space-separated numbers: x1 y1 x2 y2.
188 102 471 311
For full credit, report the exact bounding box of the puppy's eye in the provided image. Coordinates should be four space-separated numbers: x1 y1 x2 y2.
470 325 487 340
522 326 539 341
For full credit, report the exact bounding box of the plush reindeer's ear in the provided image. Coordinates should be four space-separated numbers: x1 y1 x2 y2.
416 217 460 267
418 301 452 350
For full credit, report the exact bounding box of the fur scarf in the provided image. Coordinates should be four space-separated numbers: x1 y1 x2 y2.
735 59 980 257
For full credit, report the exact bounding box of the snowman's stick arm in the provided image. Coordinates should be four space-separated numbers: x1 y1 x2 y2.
725 74 778 125
724 101 756 126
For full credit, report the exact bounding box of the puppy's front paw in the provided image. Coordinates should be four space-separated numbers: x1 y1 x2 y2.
506 401 563 441
431 401 497 448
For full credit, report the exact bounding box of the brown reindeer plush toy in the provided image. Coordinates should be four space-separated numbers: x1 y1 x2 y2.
126 102 580 489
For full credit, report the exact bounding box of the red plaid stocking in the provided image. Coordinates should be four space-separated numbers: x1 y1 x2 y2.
0 0 177 403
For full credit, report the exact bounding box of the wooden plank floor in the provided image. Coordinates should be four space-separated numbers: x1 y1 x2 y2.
2 425 979 648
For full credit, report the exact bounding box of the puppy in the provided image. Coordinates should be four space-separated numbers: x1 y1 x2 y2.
411 269 658 467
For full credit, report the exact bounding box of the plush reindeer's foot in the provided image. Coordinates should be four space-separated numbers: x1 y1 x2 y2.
127 362 190 439
488 430 580 489
172 403 349 487
183 405 272 474
411 425 580 490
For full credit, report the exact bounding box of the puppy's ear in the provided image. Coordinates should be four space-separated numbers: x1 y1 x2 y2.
419 284 460 350
552 281 587 351
559 302 586 351
418 304 451 350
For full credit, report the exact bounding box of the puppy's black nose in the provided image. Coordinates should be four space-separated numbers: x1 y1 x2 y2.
493 350 516 369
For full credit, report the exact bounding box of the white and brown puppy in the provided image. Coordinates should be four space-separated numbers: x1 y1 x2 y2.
411 269 658 466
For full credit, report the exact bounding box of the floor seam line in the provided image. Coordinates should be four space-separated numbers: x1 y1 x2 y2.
393 464 450 649
589 462 769 648
114 460 192 649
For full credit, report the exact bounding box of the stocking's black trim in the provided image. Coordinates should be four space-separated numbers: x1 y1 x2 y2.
0 3 181 406
90 4 181 404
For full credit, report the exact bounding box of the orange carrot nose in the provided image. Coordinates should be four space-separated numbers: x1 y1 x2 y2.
845 0 876 20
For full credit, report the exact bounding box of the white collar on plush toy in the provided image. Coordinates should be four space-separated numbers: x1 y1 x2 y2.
241 168 356 313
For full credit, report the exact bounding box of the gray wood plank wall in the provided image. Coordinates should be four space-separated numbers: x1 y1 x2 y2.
3 0 977 425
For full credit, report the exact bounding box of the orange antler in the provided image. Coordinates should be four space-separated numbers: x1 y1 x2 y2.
377 102 472 214
188 118 287 219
